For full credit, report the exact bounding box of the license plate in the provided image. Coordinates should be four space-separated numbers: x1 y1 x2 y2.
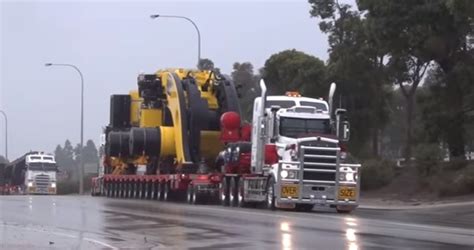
281 184 299 198
338 187 356 199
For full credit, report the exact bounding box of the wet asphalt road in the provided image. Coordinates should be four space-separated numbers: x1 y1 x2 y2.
1 195 473 249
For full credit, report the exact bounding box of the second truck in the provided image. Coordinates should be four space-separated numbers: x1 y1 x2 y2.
91 68 361 213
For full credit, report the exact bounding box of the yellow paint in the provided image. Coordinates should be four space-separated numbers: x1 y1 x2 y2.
129 90 142 126
199 131 223 159
159 126 176 156
161 72 188 164
140 108 162 127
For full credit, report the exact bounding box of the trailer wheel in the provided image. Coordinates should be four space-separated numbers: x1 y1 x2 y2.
119 182 125 198
163 182 170 201
157 181 163 200
219 177 230 206
105 181 111 197
230 177 238 207
266 177 276 210
237 179 246 207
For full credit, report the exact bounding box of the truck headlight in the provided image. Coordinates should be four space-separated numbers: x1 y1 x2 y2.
339 170 356 182
27 182 33 187
280 170 289 178
345 172 355 182
281 169 298 179
51 182 56 188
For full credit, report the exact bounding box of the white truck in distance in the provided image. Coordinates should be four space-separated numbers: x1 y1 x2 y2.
24 152 58 194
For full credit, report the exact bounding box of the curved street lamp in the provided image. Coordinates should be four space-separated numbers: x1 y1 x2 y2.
0 110 7 160
150 14 201 67
45 63 85 195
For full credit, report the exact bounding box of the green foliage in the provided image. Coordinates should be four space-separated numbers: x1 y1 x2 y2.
435 164 474 197
74 140 99 165
55 139 99 175
414 143 443 177
55 140 76 172
261 49 326 97
197 58 215 71
357 0 474 159
231 62 260 121
309 0 391 157
360 159 396 190
0 155 8 164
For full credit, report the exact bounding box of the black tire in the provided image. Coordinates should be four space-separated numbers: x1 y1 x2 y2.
336 208 353 214
187 184 195 204
266 177 276 210
193 186 200 205
129 181 135 198
119 182 124 198
163 182 170 201
237 179 246 208
157 182 163 200
230 177 238 207
106 182 111 197
219 177 230 206
151 182 158 200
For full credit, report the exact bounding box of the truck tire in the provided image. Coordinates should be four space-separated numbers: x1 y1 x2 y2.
266 177 276 210
230 177 238 207
186 184 195 204
237 179 246 207
219 177 230 206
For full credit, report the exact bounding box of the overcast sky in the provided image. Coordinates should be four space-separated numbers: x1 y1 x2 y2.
0 0 355 159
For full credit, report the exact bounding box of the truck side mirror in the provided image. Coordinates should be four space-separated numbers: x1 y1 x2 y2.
340 121 350 141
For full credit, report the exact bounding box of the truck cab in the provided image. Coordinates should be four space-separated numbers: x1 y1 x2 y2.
24 152 58 195
251 82 361 212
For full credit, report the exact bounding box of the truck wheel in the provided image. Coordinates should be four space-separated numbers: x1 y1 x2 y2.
237 179 246 207
230 177 238 207
187 184 195 204
336 206 354 214
266 178 276 210
219 177 230 206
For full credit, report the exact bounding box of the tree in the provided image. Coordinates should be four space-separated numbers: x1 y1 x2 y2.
358 0 474 159
231 62 260 121
197 58 215 71
74 140 99 165
54 140 75 172
0 155 8 164
261 49 326 97
309 0 391 157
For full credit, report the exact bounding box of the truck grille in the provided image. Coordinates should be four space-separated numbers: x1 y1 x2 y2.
301 140 338 182
35 174 50 189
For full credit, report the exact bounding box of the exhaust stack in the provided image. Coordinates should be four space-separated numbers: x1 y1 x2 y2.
328 82 336 116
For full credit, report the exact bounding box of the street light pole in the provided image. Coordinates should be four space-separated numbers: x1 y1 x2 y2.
150 14 201 67
45 63 84 195
0 110 7 160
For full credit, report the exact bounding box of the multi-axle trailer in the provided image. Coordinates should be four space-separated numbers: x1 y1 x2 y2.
92 68 361 213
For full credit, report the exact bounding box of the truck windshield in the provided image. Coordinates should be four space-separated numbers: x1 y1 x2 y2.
280 117 331 138
28 163 58 172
